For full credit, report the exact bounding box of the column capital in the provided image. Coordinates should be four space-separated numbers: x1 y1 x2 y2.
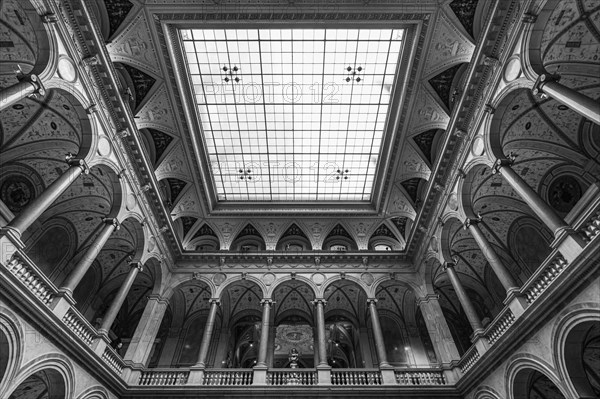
492 155 515 174
416 294 440 306
65 153 90 174
18 73 46 97
260 298 273 306
463 215 482 230
128 261 143 272
442 262 456 271
532 73 561 97
102 217 121 230
366 298 378 305
209 298 221 306
312 298 327 306
147 294 169 305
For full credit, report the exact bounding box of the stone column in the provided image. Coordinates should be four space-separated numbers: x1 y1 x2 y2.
493 158 586 262
416 294 460 365
367 298 391 368
99 262 143 335
256 299 272 367
195 298 220 368
0 74 46 111
464 217 519 292
443 263 483 334
124 294 169 366
533 73 600 125
3 154 89 239
60 218 120 296
313 298 329 367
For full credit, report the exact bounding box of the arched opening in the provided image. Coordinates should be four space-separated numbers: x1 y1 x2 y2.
513 368 565 399
0 328 9 390
323 280 368 367
8 368 66 399
368 223 402 251
275 223 312 251
230 224 265 252
323 224 357 252
220 280 263 368
272 280 315 368
564 320 600 397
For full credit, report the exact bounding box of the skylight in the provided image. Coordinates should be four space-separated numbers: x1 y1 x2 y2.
181 28 404 201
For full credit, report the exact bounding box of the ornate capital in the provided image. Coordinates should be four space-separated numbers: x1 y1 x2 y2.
312 298 327 306
209 298 221 306
102 217 121 230
65 153 90 174
463 215 481 230
532 73 560 98
442 262 456 271
366 298 378 305
492 156 515 175
116 129 130 138
18 74 45 97
260 298 273 306
522 12 537 23
81 53 100 67
41 13 58 23
130 262 143 272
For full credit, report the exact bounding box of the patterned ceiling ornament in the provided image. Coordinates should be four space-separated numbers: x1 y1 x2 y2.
361 272 374 286
409 86 450 133
135 84 178 135
424 11 475 76
262 273 275 286
213 272 226 286
311 273 325 286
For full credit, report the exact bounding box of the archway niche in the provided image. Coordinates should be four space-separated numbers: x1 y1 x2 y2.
324 280 368 368
272 280 315 368
8 369 66 399
220 280 263 368
513 368 565 399
564 320 600 398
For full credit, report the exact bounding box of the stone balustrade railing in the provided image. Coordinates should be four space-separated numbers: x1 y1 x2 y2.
102 345 125 375
394 369 446 385
267 369 317 385
203 369 253 385
458 345 480 373
139 369 190 385
484 307 516 346
62 309 97 346
579 209 600 242
331 369 382 385
4 252 56 306
520 252 568 305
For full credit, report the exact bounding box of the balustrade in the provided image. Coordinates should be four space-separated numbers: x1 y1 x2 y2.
62 309 96 346
102 345 125 375
203 369 253 385
267 369 317 386
520 252 568 304
139 369 190 386
579 209 600 242
330 369 382 385
458 346 480 373
4 252 55 305
394 370 446 385
484 307 516 346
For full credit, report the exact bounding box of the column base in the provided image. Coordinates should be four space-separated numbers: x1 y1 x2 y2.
188 366 205 385
0 227 24 266
49 290 76 320
504 289 528 318
252 365 268 385
379 364 397 385
316 364 331 386
552 226 586 263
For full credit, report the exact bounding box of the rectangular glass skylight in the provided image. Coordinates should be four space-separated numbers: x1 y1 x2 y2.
180 28 404 201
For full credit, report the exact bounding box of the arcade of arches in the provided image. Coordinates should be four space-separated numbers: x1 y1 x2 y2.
0 0 599 398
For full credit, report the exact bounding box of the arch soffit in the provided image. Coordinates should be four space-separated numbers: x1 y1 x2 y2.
6 353 75 399
162 274 216 301
504 352 567 399
267 275 318 299
215 275 268 300
319 274 370 298
550 302 600 397
0 306 25 396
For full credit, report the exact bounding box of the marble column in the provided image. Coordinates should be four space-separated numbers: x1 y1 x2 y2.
124 294 169 366
533 73 600 125
0 74 45 111
313 298 328 366
60 218 120 296
443 263 483 334
367 299 391 367
416 294 460 364
464 217 519 292
4 154 89 238
195 298 220 368
256 299 272 367
99 262 143 334
493 157 586 262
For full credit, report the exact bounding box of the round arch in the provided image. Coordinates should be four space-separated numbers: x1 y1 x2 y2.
505 353 568 399
6 354 74 399
0 307 24 397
